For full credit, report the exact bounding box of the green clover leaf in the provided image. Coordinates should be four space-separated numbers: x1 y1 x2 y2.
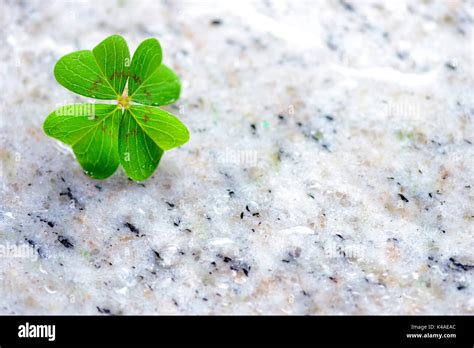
43 35 189 180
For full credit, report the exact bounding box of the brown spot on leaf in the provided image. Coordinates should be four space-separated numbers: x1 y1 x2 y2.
109 71 129 81
89 80 102 92
131 74 141 83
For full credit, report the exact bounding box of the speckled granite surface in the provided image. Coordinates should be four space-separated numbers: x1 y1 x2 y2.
0 0 473 314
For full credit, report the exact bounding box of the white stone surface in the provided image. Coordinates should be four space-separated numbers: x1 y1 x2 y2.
0 0 473 314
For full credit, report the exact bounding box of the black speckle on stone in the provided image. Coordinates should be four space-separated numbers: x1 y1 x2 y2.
58 235 74 249
457 284 466 290
282 248 301 263
227 189 235 197
219 170 231 179
173 218 181 227
38 247 46 258
444 61 457 71
278 114 285 121
39 217 55 228
339 0 355 12
398 193 409 203
240 212 244 219
230 261 251 276
210 19 222 26
25 238 46 258
217 255 250 276
59 187 84 210
449 257 474 272
124 222 139 235
202 297 208 302
325 114 334 121
245 205 250 213
153 249 163 261
250 123 257 134
166 201 175 208
396 51 408 60
94 184 102 191
96 306 111 314
128 178 146 187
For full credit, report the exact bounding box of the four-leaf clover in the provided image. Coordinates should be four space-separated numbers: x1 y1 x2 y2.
43 35 189 180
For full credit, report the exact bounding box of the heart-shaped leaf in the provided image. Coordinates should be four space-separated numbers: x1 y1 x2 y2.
128 39 181 106
130 64 181 106
54 35 130 99
119 109 164 181
43 104 121 179
128 105 189 150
